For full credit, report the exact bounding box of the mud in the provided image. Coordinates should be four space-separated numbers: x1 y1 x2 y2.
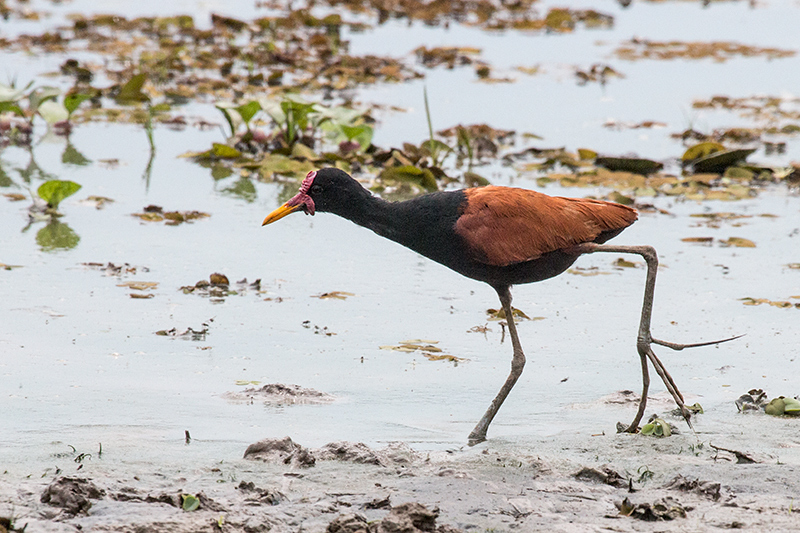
3 426 798 532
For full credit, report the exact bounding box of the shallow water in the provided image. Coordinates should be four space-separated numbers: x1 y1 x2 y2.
1 0 799 472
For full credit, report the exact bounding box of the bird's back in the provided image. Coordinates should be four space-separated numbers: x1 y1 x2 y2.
455 186 638 267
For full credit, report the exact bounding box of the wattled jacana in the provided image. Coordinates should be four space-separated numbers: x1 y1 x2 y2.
263 168 734 444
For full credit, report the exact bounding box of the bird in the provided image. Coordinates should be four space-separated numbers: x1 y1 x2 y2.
263 168 735 444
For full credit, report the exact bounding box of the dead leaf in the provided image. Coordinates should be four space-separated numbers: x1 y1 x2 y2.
315 291 355 300
117 281 158 291
720 237 756 248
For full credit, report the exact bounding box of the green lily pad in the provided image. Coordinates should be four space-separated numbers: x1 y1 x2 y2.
765 397 785 416
115 73 149 104
682 142 725 162
379 165 438 192
38 179 82 209
690 149 756 174
782 397 800 415
191 143 243 160
640 418 671 437
595 156 663 175
181 493 200 512
37 100 69 125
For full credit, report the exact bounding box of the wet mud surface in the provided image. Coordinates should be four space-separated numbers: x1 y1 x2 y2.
3 430 799 532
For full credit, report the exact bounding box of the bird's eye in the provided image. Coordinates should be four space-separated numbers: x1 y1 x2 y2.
310 184 323 195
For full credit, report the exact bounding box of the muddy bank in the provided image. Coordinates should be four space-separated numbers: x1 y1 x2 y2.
3 420 798 533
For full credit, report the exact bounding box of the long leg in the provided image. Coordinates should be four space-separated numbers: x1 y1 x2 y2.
468 285 525 446
572 243 739 432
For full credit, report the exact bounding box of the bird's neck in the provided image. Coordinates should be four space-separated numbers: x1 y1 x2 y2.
344 194 410 243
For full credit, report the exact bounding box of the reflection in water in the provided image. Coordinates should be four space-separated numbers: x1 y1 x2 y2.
221 176 257 202
61 141 92 166
35 219 80 252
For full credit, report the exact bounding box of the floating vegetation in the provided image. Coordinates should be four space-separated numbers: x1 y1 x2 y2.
414 46 481 69
117 281 158 291
603 119 666 130
314 291 355 300
379 340 465 363
719 237 756 248
575 63 624 86
689 212 756 228
513 139 791 202
132 205 210 225
640 416 672 437
678 94 800 153
156 322 211 340
301 320 336 336
740 297 800 309
485 307 537 320
612 257 640 268
681 237 756 248
567 266 610 277
181 274 261 302
82 262 149 276
82 196 114 209
735 389 800 417
37 179 81 212
615 38 795 62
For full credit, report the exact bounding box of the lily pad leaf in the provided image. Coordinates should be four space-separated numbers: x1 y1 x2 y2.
682 142 725 162
341 124 374 151
690 149 756 174
191 143 243 160
315 291 355 300
720 237 755 248
28 86 61 113
595 156 663 175
640 417 671 437
181 493 200 512
38 180 82 209
117 281 158 291
681 237 714 244
64 93 93 116
38 100 69 125
486 307 533 321
236 100 261 126
379 165 438 192
765 397 785 416
115 73 149 104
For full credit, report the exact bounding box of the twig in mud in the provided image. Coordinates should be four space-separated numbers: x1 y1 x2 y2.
709 443 758 464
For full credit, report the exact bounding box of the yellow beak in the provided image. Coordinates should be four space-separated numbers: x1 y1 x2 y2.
262 203 303 225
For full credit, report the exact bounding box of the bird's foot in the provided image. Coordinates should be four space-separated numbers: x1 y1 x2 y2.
467 431 487 447
625 333 743 433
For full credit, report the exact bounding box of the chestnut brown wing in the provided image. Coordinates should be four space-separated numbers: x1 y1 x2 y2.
454 186 638 267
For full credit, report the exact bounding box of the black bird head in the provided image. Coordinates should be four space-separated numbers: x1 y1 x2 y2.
262 168 369 225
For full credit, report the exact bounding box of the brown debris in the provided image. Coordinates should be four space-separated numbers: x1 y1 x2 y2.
243 436 317 467
616 496 687 521
574 466 628 488
132 205 210 225
664 475 721 501
327 502 462 533
616 38 795 62
227 383 335 404
40 477 105 515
